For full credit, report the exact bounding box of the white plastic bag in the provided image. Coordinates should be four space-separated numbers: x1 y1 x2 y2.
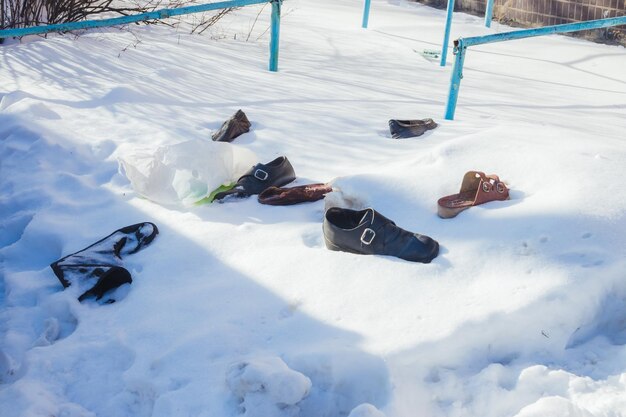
118 139 257 206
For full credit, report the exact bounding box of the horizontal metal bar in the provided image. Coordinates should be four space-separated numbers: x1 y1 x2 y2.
0 0 268 39
460 16 626 47
445 16 626 121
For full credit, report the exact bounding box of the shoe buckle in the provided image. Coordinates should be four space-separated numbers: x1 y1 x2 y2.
254 169 269 181
360 228 376 245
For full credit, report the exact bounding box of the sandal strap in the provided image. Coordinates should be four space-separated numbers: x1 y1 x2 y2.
473 174 509 205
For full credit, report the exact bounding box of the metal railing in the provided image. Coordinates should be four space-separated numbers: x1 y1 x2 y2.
444 16 626 120
484 0 494 28
441 0 497 66
0 0 283 71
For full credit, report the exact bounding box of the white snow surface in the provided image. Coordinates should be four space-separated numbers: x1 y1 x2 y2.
1 0 625 416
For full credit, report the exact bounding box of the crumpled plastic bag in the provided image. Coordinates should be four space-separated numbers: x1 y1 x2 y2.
118 139 257 206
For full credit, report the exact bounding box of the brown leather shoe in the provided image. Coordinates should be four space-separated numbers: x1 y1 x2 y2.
212 109 251 142
438 171 509 218
258 183 332 205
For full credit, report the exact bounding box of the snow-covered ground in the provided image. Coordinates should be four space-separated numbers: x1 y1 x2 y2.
1 0 625 416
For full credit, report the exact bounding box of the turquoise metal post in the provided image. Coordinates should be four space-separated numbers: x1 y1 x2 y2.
269 0 281 71
362 0 372 28
484 0 494 28
440 0 454 66
444 40 466 120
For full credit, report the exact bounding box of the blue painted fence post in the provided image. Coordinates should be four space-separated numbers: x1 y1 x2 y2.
362 0 371 29
484 0 494 27
269 0 281 72
440 0 454 66
444 39 466 120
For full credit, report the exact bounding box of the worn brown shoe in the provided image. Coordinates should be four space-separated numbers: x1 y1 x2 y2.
212 109 251 142
258 183 332 205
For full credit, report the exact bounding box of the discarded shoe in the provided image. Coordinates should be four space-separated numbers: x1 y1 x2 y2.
388 118 437 139
323 207 439 263
212 109 251 142
50 222 159 302
258 183 332 205
213 156 296 201
437 171 509 218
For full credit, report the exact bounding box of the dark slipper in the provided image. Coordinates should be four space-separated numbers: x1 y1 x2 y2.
258 183 332 205
50 222 159 302
212 109 251 143
214 156 296 201
323 207 439 263
388 118 437 139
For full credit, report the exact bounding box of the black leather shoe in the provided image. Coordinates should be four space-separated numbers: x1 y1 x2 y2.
388 118 437 139
212 109 251 142
323 207 439 263
214 156 296 201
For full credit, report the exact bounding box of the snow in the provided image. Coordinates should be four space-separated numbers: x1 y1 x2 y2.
1 0 625 416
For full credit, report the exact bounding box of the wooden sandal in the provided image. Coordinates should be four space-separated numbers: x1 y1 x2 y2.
437 171 509 218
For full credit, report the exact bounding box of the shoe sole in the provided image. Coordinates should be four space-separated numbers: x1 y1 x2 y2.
437 205 468 219
323 236 362 255
324 236 437 264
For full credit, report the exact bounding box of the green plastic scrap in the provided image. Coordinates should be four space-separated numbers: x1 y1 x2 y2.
195 182 237 205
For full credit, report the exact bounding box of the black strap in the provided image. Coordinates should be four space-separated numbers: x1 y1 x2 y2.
78 267 132 302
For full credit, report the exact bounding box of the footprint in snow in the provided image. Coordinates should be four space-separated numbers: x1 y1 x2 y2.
0 350 20 385
0 212 34 249
32 300 79 347
227 356 312 417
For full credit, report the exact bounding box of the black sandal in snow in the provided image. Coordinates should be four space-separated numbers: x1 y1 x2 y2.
50 222 159 303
